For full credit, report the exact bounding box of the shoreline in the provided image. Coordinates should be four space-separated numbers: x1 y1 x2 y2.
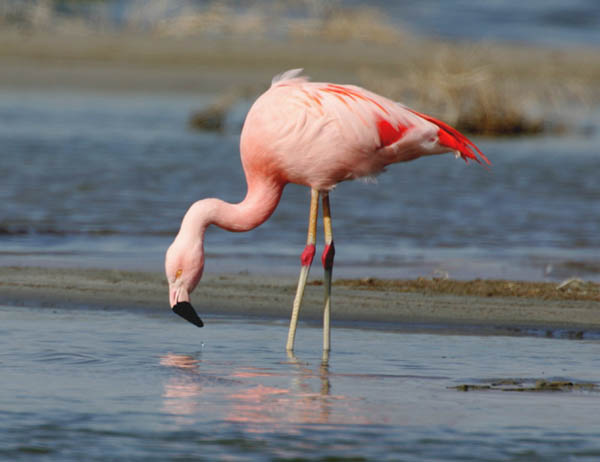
0 31 376 94
1 266 598 339
1 30 598 135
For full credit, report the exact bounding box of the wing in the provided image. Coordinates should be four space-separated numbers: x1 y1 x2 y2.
246 71 488 190
273 73 488 166
316 82 488 165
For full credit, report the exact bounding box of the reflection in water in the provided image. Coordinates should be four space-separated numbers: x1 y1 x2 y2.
6 306 600 461
160 354 201 370
159 352 370 432
160 353 204 425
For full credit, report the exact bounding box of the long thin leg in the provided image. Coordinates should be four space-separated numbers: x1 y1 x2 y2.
321 192 335 353
286 188 319 352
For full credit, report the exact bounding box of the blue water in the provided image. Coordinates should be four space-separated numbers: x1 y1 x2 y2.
370 0 600 47
1 304 599 461
27 0 600 47
1 89 599 281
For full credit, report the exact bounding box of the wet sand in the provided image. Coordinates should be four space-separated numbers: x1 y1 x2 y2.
0 30 371 93
1 27 598 139
2 28 598 98
1 267 598 337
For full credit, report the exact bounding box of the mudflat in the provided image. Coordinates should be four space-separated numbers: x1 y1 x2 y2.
1 267 598 337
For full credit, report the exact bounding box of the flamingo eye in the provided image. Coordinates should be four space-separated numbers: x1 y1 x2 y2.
175 269 183 279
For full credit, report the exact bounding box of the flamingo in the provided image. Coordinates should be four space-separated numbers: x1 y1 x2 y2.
166 69 489 353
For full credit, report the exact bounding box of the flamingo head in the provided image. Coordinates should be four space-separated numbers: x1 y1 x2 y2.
165 236 205 328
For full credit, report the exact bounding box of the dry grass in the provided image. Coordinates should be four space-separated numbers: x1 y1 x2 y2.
288 6 404 45
2 1 599 136
187 38 600 135
451 379 598 392
331 277 600 302
357 42 598 135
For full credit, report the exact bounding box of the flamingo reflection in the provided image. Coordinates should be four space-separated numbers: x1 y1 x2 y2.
160 352 370 431
160 353 205 425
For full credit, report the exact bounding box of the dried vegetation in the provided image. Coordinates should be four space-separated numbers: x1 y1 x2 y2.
332 277 600 302
451 379 598 393
3 0 599 136
358 43 598 136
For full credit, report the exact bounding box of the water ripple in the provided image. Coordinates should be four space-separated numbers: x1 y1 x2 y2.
34 349 103 366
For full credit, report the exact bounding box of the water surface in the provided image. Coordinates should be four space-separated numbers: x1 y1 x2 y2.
1 90 599 282
1 305 599 461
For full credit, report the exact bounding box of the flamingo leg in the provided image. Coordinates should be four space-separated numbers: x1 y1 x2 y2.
321 191 335 353
286 188 319 352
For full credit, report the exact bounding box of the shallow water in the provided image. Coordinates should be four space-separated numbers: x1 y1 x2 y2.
1 89 599 282
1 304 599 461
374 0 600 47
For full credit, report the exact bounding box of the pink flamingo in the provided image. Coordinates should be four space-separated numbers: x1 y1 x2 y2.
166 69 489 353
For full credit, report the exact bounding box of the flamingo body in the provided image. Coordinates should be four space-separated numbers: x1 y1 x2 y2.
166 69 488 349
240 69 486 192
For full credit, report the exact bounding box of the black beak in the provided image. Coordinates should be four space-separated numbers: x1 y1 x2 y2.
172 301 204 328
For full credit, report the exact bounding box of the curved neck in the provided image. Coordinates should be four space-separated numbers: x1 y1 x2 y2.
183 178 284 236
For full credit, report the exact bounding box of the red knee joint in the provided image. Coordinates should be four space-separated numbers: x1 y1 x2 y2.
321 242 335 270
300 243 316 267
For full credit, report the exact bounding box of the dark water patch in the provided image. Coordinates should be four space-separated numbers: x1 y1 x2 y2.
0 226 176 237
13 445 54 455
34 349 103 366
451 378 599 393
561 260 600 275
0 226 29 236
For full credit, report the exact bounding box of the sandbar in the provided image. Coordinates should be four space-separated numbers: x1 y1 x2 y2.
1 266 598 338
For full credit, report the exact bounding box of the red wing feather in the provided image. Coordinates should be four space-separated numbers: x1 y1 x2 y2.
407 108 490 165
377 119 409 148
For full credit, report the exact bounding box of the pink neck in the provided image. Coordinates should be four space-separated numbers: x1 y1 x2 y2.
183 178 284 236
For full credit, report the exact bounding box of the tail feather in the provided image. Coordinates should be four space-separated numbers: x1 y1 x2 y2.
408 109 490 165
